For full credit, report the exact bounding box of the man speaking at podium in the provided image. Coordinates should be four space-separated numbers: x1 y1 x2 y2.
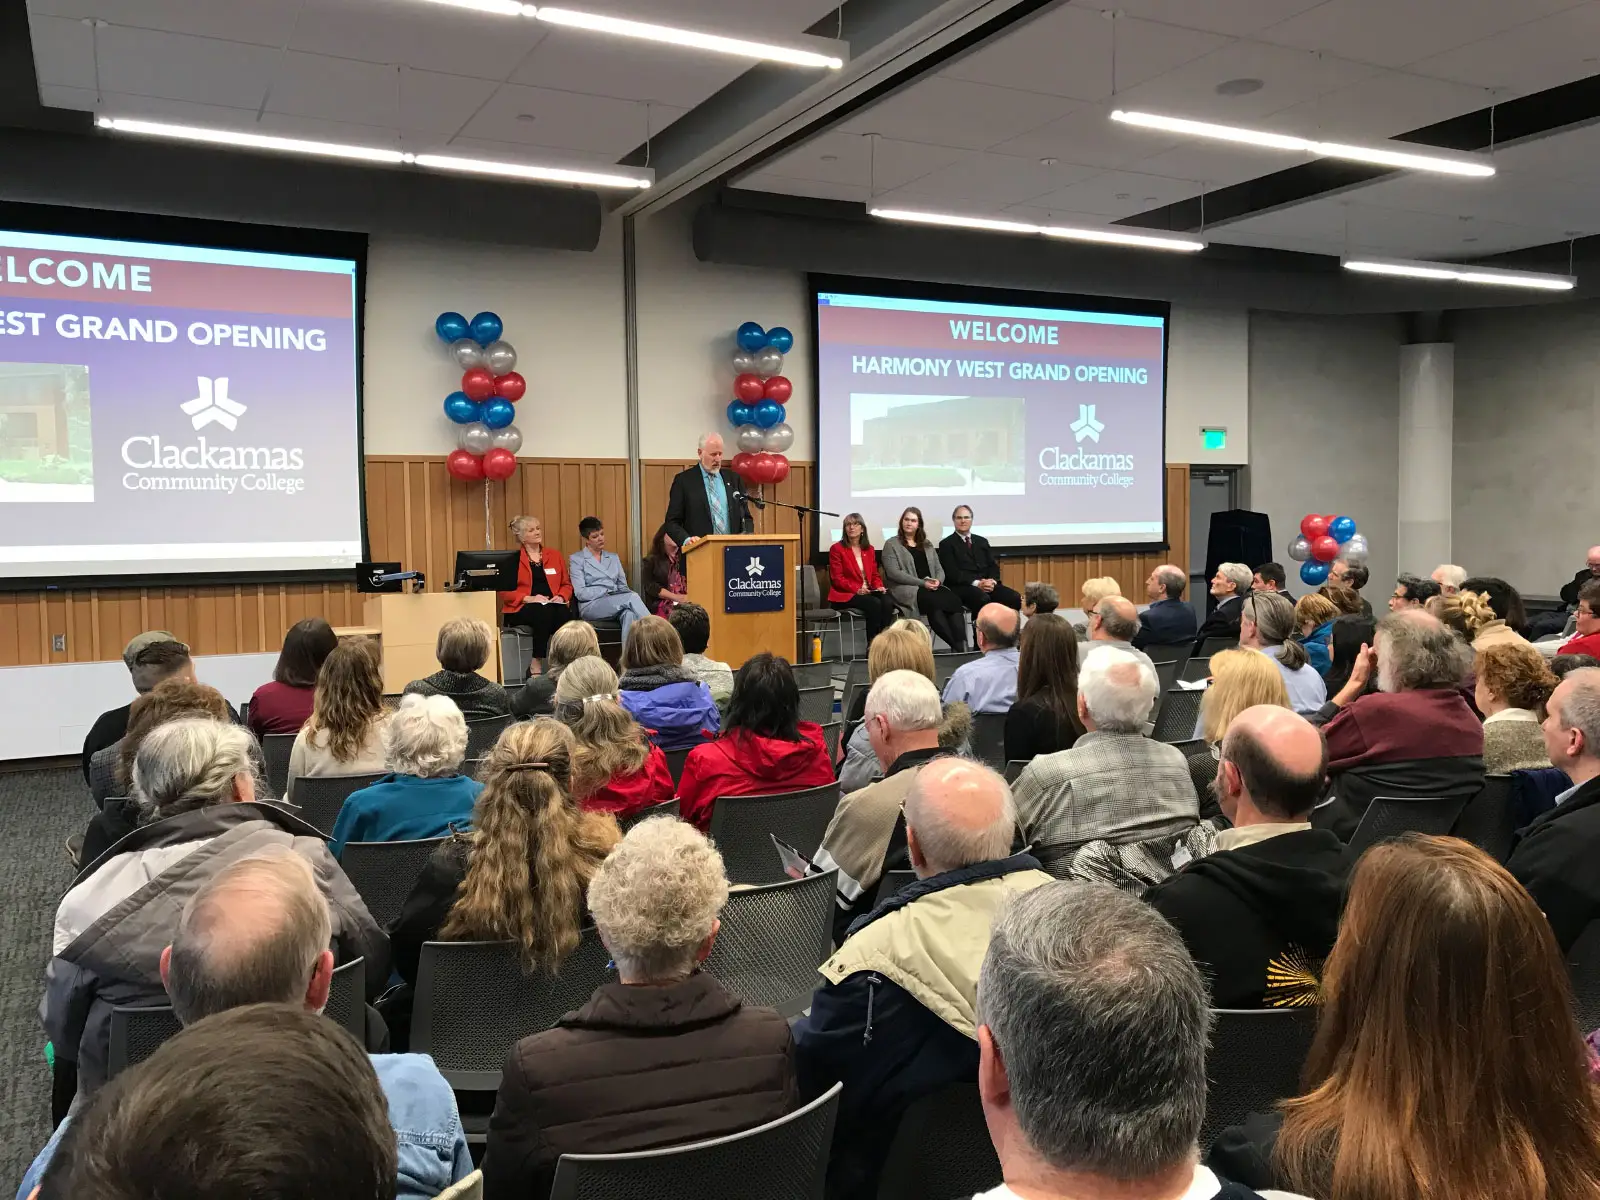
663 432 754 549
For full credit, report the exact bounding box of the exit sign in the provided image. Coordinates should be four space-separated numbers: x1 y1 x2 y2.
1201 427 1228 451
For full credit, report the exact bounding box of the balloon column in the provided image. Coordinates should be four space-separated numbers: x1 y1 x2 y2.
435 310 526 482
1286 513 1368 585
725 321 795 486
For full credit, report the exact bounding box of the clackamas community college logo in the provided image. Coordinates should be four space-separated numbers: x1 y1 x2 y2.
119 376 307 495
1070 402 1105 443
180 376 246 431
724 544 786 613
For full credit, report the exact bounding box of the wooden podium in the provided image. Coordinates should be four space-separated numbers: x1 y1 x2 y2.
684 534 800 666
360 591 502 694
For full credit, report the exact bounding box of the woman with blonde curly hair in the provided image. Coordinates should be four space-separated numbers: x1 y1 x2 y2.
1476 641 1558 774
480 817 796 1199
1434 588 1498 646
557 656 673 820
287 637 389 801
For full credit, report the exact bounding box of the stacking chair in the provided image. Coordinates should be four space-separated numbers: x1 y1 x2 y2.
662 747 692 784
1346 794 1472 858
819 722 842 762
1567 921 1600 1034
1151 689 1204 743
790 660 838 690
261 732 296 800
840 660 871 730
704 869 836 1017
967 712 1008 769
1198 636 1239 658
933 651 982 688
797 685 835 726
872 867 917 908
707 783 842 884
1451 774 1517 862
1003 759 1029 784
1145 642 1192 667
1200 1007 1317 1150
1154 658 1181 695
340 836 447 927
290 772 386 835
619 798 679 832
1179 656 1212 684
803 566 860 661
876 1082 1001 1200
1171 738 1219 798
464 714 514 759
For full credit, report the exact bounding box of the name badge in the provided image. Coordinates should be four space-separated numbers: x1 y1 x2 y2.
544 567 557 574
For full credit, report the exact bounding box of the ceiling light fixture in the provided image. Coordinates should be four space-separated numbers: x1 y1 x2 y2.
870 208 1206 252
1342 255 1574 290
412 0 529 14
1110 109 1495 178
97 117 652 189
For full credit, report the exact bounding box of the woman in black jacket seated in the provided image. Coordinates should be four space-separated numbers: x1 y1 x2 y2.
1003 613 1084 764
402 616 510 720
1207 834 1600 1200
508 620 600 718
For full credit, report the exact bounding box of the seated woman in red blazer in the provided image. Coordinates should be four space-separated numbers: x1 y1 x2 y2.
499 514 575 667
827 512 895 643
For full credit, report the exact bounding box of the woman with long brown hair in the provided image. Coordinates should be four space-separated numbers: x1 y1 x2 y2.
1209 834 1600 1200
286 637 390 801
827 511 895 642
1004 614 1084 762
879 505 966 651
557 657 673 820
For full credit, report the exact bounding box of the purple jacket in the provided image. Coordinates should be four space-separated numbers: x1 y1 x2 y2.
618 665 720 751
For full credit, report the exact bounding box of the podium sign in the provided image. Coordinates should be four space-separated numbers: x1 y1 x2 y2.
723 544 786 613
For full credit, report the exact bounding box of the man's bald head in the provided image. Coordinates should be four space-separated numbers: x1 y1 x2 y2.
904 757 1016 877
1218 705 1328 822
1094 595 1141 643
977 602 1020 651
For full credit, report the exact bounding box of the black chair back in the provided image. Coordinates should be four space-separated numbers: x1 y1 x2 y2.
1201 1007 1317 1150
1180 656 1212 683
261 732 296 800
1347 794 1472 858
340 837 447 927
875 1082 1001 1200
291 772 386 834
818 722 842 762
707 782 842 884
1199 636 1239 657
933 651 982 687
1154 659 1180 694
1003 759 1028 784
791 661 837 689
619 798 679 832
796 685 835 726
662 747 691 784
464 714 514 759
1152 689 1204 743
872 867 917 909
1451 774 1517 862
967 711 1008 769
704 869 836 1017
549 1082 842 1200
841 660 870 728
1567 921 1600 1034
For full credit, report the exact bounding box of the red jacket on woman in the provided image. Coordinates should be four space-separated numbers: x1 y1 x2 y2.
827 542 885 604
677 723 835 831
580 745 676 821
499 546 574 615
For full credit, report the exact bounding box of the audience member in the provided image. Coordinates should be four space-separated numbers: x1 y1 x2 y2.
828 511 896 642
1463 575 1530 639
1293 592 1339 675
668 601 734 708
1195 649 1292 809
1321 613 1376 698
1560 546 1600 608
1552 652 1600 678
795 758 1051 1200
402 616 510 720
1560 580 1600 659
942 602 1021 712
498 515 575 667
1084 595 1155 668
1194 562 1250 650
1012 649 1197 863
1312 611 1482 840
481 818 793 1200
1252 561 1292 597
816 670 950 938
639 523 690 618
881 506 967 651
569 516 651 644
1328 560 1373 618
1476 642 1558 774
556 657 673 820
1020 580 1059 621
288 637 391 801
1133 564 1198 649
248 617 338 737
1145 706 1344 1008
839 623 970 794
1317 580 1363 615
978 884 1303 1200
80 633 195 782
615 614 720 750
1004 614 1085 763
1389 572 1441 611
938 504 1022 616
509 620 600 718
45 717 384 1101
675 653 834 831
1209 835 1600 1200
330 694 483 857
1078 575 1121 615
1505 667 1600 951
1431 563 1467 595
1433 587 1495 645
1240 593 1326 714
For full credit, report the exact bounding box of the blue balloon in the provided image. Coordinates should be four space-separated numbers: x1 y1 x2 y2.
1300 560 1331 586
443 391 480 424
468 311 504 347
482 396 516 429
736 321 767 353
752 398 784 429
765 326 794 354
435 311 469 342
727 400 754 427
1329 515 1357 544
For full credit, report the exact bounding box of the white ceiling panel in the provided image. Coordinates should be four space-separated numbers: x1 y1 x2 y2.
27 0 301 46
874 151 1099 207
1409 3 1600 91
740 130 970 193
27 14 97 91
91 24 284 109
836 76 1078 150
1215 196 1580 258
1111 0 1327 37
1262 70 1498 141
292 0 546 81
734 170 874 204
460 81 684 155
1106 37 1379 121
992 107 1179 170
1257 0 1583 71
1021 167 1211 219
507 25 750 106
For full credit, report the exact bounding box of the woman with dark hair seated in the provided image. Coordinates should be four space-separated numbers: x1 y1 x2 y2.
1318 613 1377 703
1003 614 1083 763
1461 575 1530 642
676 652 835 831
640 524 690 619
827 512 895 643
248 618 338 737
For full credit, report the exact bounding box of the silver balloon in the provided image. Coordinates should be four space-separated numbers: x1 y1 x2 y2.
1286 534 1312 563
483 340 518 375
458 422 493 455
753 347 784 378
451 338 485 369
735 423 766 453
732 350 756 373
490 425 523 454
762 421 794 453
1337 533 1370 565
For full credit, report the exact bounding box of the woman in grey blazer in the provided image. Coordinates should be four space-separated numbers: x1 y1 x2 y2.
879 507 967 651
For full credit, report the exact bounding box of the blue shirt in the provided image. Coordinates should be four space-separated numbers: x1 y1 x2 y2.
701 467 730 536
330 772 482 858
18 1053 472 1200
1265 645 1328 715
569 549 632 603
942 647 1020 713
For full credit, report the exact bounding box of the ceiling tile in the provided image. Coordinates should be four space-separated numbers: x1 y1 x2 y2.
835 76 1078 151
25 0 301 46
1026 168 1207 219
1262 69 1498 140
992 107 1174 170
92 24 281 108
1109 37 1379 120
1408 4 1600 91
1256 0 1582 71
873 151 1100 208
1214 194 1579 257
744 130 969 192
508 25 747 106
730 172 872 203
1110 0 1327 37
263 51 412 131
427 134 642 169
459 82 683 156
27 13 96 90
294 0 545 80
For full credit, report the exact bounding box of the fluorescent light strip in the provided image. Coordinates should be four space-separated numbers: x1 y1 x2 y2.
1111 110 1495 178
98 117 651 189
1342 256 1575 291
870 207 1205 253
412 0 531 14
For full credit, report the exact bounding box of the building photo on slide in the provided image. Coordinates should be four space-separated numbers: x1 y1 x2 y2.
0 361 92 502
849 394 1026 498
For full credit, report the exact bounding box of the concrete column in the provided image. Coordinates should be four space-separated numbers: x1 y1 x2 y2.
1397 343 1454 575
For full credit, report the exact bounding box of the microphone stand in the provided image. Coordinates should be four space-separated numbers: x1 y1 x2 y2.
735 488 840 662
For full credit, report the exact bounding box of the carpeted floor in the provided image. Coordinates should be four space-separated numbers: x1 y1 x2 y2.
0 765 93 1189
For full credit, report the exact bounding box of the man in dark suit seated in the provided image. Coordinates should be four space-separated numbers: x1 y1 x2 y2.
662 432 752 549
1133 564 1198 650
937 505 1020 617
1251 561 1293 600
1192 562 1250 651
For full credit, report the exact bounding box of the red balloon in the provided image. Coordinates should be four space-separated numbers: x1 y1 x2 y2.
768 453 790 483
482 448 517 480
762 375 792 403
748 452 777 483
730 451 756 476
1300 513 1330 540
1311 534 1339 563
446 449 484 481
493 372 526 402
461 367 495 402
734 373 764 402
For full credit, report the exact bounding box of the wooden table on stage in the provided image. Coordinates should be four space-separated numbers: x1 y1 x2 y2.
359 591 502 694
684 533 800 667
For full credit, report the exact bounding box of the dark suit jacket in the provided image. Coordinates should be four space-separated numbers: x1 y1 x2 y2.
1132 598 1198 649
1561 568 1600 607
936 532 1000 587
1506 774 1600 952
1193 594 1243 650
663 465 751 544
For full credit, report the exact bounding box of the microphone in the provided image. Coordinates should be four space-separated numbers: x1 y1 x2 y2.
731 488 766 510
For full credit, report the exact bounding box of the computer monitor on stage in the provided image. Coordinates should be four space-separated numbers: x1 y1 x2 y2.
451 550 519 592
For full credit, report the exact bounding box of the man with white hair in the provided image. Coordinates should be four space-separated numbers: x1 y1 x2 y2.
815 670 949 940
1431 563 1467 596
1134 564 1198 650
1011 648 1198 864
1193 562 1250 651
663 431 753 548
328 693 484 856
796 758 1051 1199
